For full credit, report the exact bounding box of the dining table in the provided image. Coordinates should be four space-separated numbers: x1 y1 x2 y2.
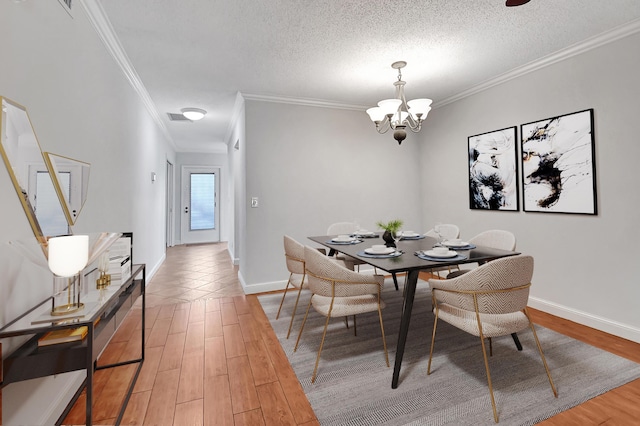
308 232 520 389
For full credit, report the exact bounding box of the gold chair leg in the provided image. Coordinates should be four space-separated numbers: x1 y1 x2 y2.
276 274 293 320
377 305 390 367
479 334 499 423
525 310 558 398
286 282 305 339
427 311 439 374
294 298 313 352
311 313 333 383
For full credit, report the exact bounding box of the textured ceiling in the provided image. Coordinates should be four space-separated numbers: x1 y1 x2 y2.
98 0 640 152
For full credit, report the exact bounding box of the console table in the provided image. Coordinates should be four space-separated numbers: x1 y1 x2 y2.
0 263 146 425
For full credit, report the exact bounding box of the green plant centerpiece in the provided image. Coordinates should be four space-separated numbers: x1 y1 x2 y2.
376 219 403 246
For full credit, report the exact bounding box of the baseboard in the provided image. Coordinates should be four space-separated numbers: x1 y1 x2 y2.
146 252 166 282
529 296 640 344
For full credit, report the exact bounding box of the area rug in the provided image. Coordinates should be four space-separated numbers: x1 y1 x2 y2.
258 278 640 425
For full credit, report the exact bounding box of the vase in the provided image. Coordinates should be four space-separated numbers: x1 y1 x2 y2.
382 230 395 247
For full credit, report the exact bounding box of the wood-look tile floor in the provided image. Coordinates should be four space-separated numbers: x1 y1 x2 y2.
63 243 640 425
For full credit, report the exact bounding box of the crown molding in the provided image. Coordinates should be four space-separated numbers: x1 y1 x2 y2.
434 18 640 108
242 93 368 111
78 0 176 151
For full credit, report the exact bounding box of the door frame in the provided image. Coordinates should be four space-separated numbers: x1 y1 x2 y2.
180 165 221 244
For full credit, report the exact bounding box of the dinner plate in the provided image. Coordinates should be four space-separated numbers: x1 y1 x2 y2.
443 241 469 248
332 236 355 243
423 249 457 258
353 231 376 237
401 232 420 238
365 247 396 255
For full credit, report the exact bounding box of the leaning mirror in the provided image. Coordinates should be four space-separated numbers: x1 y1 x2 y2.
0 96 69 252
43 152 90 226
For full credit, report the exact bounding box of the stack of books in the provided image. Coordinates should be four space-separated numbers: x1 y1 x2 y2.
37 326 88 347
108 237 132 285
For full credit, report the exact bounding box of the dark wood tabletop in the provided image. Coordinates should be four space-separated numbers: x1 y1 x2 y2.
308 232 520 389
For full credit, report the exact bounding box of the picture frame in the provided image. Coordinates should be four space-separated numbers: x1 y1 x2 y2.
520 108 597 215
468 126 519 211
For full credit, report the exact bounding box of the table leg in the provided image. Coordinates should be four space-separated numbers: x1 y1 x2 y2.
392 269 419 388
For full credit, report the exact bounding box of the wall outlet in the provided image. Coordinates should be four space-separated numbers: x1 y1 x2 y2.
251 197 259 208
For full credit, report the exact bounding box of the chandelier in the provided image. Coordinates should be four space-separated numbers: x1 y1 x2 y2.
366 61 432 145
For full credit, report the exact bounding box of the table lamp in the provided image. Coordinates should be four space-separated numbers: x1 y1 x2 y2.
48 235 89 315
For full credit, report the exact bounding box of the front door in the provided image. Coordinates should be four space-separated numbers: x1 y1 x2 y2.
181 166 220 244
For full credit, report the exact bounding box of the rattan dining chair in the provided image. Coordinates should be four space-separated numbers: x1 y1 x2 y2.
295 245 389 383
427 255 557 423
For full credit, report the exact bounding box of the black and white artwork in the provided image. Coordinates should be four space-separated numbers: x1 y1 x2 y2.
520 109 597 214
468 126 519 211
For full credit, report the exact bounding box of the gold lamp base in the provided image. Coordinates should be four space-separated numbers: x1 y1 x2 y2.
51 302 85 316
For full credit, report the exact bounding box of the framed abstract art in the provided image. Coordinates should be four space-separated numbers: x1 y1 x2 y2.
520 109 597 215
468 126 519 211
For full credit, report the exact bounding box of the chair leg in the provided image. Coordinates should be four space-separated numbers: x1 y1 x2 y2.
511 332 523 351
377 305 390 367
392 273 399 290
353 315 357 336
479 334 499 423
286 283 305 339
294 299 313 352
276 275 293 320
525 312 558 398
427 311 439 374
311 313 333 383
488 337 493 357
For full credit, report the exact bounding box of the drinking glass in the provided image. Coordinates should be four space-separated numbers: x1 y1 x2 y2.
391 229 403 252
434 223 443 246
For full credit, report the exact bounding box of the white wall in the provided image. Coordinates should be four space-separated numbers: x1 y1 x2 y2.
241 100 425 292
418 31 640 342
0 1 174 423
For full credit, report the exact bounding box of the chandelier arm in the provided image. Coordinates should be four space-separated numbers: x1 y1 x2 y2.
375 119 392 134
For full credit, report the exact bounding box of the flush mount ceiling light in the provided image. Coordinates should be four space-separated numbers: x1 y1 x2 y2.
506 0 531 6
366 61 432 145
180 107 207 121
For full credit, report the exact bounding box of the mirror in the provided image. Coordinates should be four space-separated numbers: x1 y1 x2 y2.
0 96 91 255
43 152 90 226
0 96 50 249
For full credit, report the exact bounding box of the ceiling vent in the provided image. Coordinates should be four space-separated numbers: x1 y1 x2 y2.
167 113 192 122
57 0 73 16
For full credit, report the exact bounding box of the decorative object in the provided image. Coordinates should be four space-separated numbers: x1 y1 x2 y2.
181 107 206 121
521 109 597 214
506 0 531 6
48 235 89 315
366 61 432 145
375 219 403 246
96 252 111 289
468 126 519 211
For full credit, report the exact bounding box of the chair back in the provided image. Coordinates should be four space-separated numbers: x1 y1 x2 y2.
425 224 460 240
434 255 533 315
284 235 305 275
304 246 381 297
469 229 516 251
327 222 356 235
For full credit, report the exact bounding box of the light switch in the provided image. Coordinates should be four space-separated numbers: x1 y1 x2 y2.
251 197 259 208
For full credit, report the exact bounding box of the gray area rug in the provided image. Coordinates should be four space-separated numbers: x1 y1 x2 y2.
258 278 640 425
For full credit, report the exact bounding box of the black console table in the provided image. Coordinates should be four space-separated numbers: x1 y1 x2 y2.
0 263 146 426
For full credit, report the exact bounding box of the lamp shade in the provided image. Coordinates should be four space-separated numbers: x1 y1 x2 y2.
378 99 402 116
366 107 385 122
407 98 433 117
48 235 89 277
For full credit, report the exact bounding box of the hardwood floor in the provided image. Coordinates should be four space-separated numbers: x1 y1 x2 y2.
63 243 640 425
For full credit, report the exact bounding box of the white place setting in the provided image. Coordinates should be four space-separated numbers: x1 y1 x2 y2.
359 244 402 258
327 235 363 245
